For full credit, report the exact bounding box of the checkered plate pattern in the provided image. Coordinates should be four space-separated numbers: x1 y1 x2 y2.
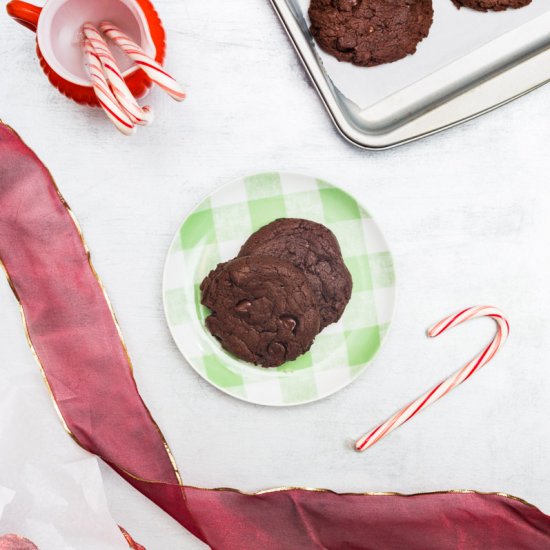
163 173 395 406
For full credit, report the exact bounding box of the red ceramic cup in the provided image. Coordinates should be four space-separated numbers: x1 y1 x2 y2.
7 0 166 105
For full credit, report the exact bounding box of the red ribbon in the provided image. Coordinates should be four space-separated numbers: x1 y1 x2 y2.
1 123 549 549
0 535 38 550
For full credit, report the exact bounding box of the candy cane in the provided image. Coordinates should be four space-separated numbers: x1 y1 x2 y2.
99 21 186 102
355 306 510 452
82 23 153 125
82 39 136 136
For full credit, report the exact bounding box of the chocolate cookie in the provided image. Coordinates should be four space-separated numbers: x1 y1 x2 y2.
239 219 352 329
308 0 434 67
200 256 321 368
451 0 531 10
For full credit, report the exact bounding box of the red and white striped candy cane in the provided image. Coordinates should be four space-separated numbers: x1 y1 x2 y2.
82 23 153 125
82 39 136 136
99 21 186 102
355 306 510 452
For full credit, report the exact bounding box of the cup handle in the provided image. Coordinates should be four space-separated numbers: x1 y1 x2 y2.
6 1 41 32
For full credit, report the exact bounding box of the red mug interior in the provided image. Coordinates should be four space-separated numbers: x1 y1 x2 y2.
37 0 156 87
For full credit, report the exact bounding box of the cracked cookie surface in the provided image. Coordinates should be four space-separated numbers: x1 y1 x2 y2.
201 256 320 368
308 0 434 67
451 0 531 10
239 218 352 329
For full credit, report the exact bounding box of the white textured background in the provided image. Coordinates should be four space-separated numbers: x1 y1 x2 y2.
1 1 550 549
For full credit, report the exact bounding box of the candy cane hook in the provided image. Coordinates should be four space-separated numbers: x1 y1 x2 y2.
82 23 153 125
99 22 186 102
355 306 510 452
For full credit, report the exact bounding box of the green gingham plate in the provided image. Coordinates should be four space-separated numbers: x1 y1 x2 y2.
162 173 395 406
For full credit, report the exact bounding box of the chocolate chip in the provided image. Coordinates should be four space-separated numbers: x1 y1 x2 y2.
336 34 357 52
267 342 286 360
235 299 252 315
280 315 298 334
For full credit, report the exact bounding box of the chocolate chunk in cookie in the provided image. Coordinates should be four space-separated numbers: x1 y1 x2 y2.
308 0 434 67
200 256 320 368
451 0 531 10
239 219 352 329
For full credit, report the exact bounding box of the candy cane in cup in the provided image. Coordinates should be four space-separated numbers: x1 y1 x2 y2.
100 21 186 101
355 306 510 452
82 39 136 136
82 23 153 125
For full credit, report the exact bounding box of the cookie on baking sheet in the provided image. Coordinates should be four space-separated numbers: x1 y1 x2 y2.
200 256 321 368
451 0 531 10
239 218 353 329
308 0 434 67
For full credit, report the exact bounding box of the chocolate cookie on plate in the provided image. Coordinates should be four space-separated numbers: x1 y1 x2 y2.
200 256 321 368
451 0 531 10
239 218 352 329
308 0 434 67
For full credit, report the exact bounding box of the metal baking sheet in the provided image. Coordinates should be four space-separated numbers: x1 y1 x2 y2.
269 0 550 149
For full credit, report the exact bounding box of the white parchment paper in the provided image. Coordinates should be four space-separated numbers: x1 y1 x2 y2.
297 0 550 108
0 371 129 550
